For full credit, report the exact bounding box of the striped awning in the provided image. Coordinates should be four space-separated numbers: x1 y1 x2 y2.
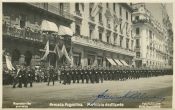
114 59 123 66
106 57 117 66
120 60 129 66
41 20 58 32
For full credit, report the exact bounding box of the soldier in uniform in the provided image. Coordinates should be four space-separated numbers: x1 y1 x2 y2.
47 66 55 86
81 68 85 83
26 66 34 87
18 66 23 88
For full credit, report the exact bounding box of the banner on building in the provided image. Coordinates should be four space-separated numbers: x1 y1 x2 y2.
5 55 15 71
54 44 63 59
40 40 49 61
61 45 71 63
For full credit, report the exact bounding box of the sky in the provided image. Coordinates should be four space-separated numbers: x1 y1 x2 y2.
145 3 173 25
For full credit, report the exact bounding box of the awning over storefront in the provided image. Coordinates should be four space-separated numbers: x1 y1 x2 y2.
114 59 123 66
58 25 73 36
106 57 117 66
41 20 58 32
120 60 129 66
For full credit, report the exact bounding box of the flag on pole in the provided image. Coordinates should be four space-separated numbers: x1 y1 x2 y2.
54 44 63 59
5 55 15 71
40 40 49 61
69 47 74 67
61 45 71 63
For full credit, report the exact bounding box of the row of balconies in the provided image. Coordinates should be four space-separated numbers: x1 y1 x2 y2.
3 23 60 45
72 35 135 57
28 3 74 21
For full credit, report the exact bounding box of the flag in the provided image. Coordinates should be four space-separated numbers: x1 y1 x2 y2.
5 55 15 71
91 3 101 17
40 40 49 60
54 44 63 59
69 47 74 67
61 45 71 63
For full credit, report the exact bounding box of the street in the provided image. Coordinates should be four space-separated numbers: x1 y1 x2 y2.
3 75 172 108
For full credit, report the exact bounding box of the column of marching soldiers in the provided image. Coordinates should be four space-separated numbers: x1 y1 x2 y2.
3 65 173 88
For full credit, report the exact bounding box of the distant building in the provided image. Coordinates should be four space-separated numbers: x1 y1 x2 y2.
132 3 172 68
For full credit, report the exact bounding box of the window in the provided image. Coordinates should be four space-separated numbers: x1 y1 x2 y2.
76 25 80 35
126 23 128 34
107 35 110 43
75 3 79 12
119 7 122 16
131 40 133 49
60 3 64 15
149 30 152 39
20 14 26 28
113 3 115 12
136 52 140 58
43 3 48 10
136 39 140 48
120 24 122 33
126 39 129 49
114 34 117 44
89 29 93 39
120 36 123 47
60 3 64 11
136 28 140 35
97 56 103 66
99 12 102 22
99 32 102 41
135 16 139 21
126 11 128 20
106 3 109 8
89 7 92 17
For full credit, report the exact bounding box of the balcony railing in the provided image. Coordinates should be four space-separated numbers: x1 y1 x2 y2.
3 23 58 45
72 35 135 56
28 3 74 21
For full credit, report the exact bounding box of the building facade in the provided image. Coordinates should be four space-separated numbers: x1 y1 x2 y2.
3 3 73 67
3 3 136 68
132 3 172 68
70 3 135 67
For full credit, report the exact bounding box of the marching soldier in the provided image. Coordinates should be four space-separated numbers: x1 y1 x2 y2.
47 66 55 86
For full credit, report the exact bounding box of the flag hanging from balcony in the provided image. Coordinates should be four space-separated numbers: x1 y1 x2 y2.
61 44 71 63
69 47 74 67
5 55 15 71
40 40 49 61
54 43 63 59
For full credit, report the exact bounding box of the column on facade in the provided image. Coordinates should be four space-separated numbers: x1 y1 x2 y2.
80 48 85 67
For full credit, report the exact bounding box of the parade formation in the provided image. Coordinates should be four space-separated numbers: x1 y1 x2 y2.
3 65 173 88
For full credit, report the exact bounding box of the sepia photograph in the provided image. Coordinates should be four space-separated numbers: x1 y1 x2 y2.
2 2 173 108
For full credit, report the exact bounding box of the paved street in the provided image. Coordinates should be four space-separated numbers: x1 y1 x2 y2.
3 75 172 108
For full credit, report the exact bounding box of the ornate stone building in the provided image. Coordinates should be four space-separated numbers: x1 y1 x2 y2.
132 3 172 68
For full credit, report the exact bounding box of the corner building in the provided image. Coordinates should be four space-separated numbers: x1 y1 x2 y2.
132 3 172 68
